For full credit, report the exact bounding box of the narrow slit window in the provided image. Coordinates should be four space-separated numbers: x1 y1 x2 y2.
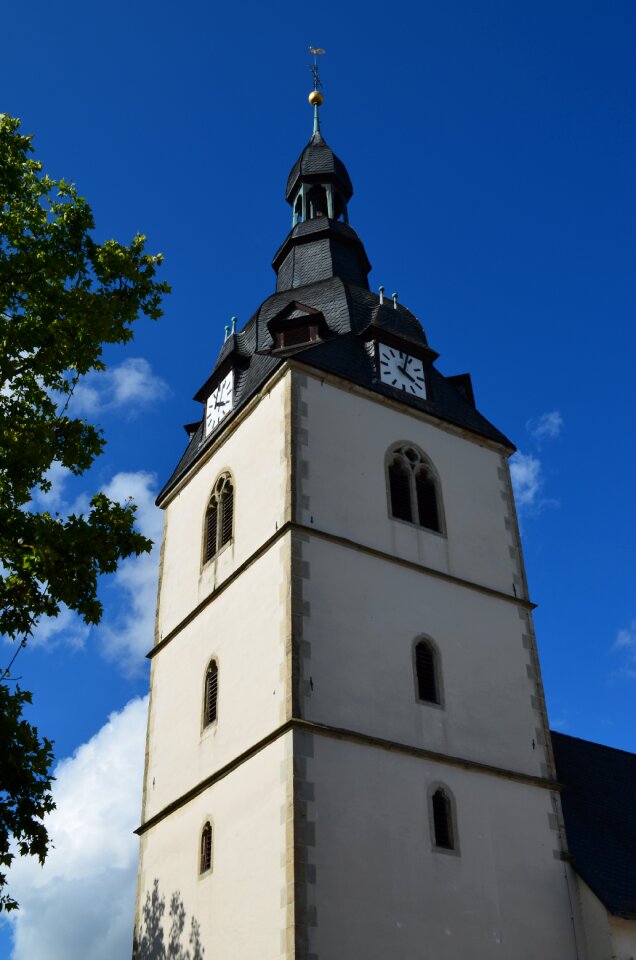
200 822 213 874
432 788 454 850
415 641 439 704
204 660 218 727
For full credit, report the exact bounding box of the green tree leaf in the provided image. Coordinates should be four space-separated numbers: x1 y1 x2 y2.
0 112 169 910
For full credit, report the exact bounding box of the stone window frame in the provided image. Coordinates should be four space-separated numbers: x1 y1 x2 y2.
427 782 460 857
412 635 444 710
198 819 214 877
202 657 219 733
385 442 446 536
202 470 235 567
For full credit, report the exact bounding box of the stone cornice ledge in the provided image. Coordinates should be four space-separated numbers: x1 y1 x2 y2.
135 717 561 836
149 521 535 660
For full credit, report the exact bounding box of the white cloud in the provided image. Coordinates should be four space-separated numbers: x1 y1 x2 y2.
526 410 563 442
510 451 542 508
71 358 169 419
99 472 162 674
29 461 72 512
101 471 163 544
29 604 89 651
613 620 636 679
3 696 148 960
28 461 91 519
20 471 161 671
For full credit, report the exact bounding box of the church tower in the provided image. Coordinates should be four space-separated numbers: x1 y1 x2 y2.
133 83 586 959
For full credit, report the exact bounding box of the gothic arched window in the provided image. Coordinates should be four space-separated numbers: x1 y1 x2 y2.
415 639 440 705
200 821 213 874
204 473 234 562
203 660 218 728
429 786 457 852
386 444 443 533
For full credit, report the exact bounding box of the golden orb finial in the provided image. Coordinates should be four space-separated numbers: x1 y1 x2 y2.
308 90 324 107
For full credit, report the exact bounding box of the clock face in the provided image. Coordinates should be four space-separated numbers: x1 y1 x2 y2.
377 344 427 398
205 371 234 436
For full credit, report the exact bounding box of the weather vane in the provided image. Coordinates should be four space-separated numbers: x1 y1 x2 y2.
308 47 325 133
308 46 326 91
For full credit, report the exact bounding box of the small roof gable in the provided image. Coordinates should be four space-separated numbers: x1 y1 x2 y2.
552 731 636 919
157 276 514 505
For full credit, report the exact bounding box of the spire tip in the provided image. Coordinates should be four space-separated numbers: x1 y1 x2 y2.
308 47 325 135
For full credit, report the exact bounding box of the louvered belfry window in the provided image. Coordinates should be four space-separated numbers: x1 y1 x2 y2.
387 445 442 533
220 484 233 548
205 501 218 561
200 822 213 874
415 641 439 703
204 474 234 562
204 660 218 727
389 458 413 521
432 788 454 849
415 469 440 531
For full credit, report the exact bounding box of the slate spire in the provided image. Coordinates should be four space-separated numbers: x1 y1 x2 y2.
158 74 515 504
273 82 371 293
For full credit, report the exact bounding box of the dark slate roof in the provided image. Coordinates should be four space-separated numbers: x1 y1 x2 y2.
286 130 353 202
157 278 514 504
273 218 371 292
552 731 636 919
156 123 516 506
159 314 282 503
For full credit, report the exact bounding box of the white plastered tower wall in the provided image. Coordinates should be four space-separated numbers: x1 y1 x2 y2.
133 371 297 958
133 357 590 959
288 365 588 959
128 78 635 952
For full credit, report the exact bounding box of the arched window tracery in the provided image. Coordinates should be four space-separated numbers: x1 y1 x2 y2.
204 473 234 562
386 444 443 533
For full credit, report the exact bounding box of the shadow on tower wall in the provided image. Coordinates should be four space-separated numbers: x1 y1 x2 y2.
132 879 204 960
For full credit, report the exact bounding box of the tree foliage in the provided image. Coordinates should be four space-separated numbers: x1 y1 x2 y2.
0 113 169 909
0 685 54 912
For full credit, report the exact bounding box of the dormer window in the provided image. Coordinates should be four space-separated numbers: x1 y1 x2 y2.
268 301 328 353
275 322 320 350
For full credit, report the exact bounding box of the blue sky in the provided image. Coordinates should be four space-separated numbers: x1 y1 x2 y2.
1 1 635 956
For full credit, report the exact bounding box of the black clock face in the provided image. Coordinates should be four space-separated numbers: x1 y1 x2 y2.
205 372 234 435
378 344 427 398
